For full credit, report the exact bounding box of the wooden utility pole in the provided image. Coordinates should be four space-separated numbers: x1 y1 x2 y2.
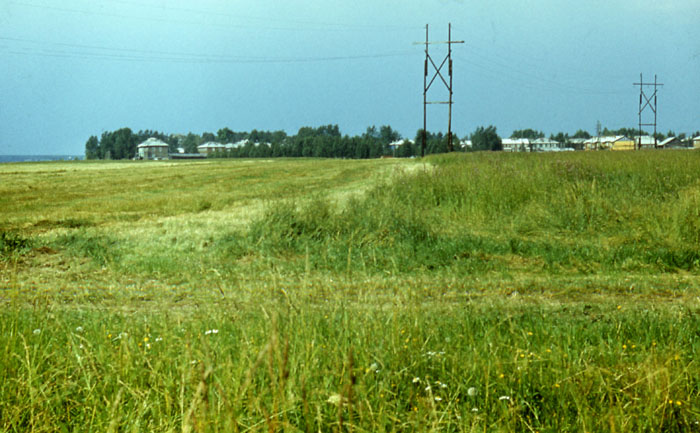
416 23 464 156
634 73 663 149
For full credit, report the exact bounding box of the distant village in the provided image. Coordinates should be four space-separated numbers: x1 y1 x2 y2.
135 134 700 160
84 125 700 161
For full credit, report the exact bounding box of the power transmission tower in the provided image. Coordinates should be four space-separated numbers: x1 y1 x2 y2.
416 23 464 156
633 73 663 149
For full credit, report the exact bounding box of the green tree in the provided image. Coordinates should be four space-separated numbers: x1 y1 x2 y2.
84 136 99 160
396 140 417 158
379 125 401 145
216 128 235 143
550 132 569 146
511 129 544 140
112 128 136 159
572 129 591 139
181 133 201 154
471 126 502 151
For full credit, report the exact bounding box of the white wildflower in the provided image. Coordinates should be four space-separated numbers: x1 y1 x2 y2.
155 337 163 342
471 407 479 413
32 329 41 335
204 329 219 335
326 393 346 406
412 377 420 384
498 395 511 401
425 385 432 392
434 396 442 402
75 326 84 333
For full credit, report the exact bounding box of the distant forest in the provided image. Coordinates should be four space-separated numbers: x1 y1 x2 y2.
84 125 472 160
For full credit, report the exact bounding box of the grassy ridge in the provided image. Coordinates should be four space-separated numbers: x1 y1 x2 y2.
243 151 700 277
1 153 700 431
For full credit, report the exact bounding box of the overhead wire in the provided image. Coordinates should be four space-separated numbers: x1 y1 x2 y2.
104 0 421 31
0 35 416 64
447 23 633 96
9 0 422 33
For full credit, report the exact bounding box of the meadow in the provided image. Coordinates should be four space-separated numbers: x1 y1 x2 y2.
1 152 699 432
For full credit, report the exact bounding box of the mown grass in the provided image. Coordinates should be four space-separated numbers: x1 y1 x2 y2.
1 153 700 431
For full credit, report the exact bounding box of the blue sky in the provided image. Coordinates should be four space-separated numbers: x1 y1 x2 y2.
1 0 699 155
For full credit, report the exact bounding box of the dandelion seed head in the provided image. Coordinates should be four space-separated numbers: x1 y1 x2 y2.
467 387 478 397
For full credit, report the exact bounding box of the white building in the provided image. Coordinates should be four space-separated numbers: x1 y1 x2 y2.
137 138 169 160
501 138 530 152
197 142 226 155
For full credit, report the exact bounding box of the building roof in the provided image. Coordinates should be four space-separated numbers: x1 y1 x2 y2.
584 136 629 145
635 135 656 145
659 137 677 146
502 138 529 145
532 138 559 145
226 139 249 149
137 137 169 148
197 142 225 149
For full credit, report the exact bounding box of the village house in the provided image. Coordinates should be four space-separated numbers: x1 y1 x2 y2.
197 142 226 155
226 139 249 150
583 136 634 151
530 137 561 152
501 138 529 152
635 135 657 149
658 136 680 148
136 137 169 160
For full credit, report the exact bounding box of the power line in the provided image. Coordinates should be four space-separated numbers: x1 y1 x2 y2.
104 0 421 32
10 1 421 33
0 35 416 64
454 51 628 96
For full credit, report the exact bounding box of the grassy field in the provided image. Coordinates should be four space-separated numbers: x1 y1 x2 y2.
1 153 700 432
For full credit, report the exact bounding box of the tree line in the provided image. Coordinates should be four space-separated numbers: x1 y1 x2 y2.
85 125 468 160
85 125 699 160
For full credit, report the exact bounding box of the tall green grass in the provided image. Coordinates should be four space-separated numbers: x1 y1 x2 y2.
1 298 699 432
235 151 700 276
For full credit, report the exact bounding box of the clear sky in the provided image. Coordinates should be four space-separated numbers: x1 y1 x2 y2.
1 0 699 155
